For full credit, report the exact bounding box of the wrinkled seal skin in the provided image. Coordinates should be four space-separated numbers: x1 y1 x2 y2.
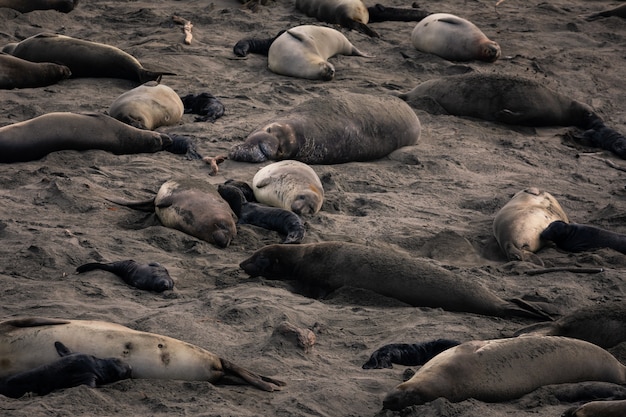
0 341 131 398
540 220 626 254
0 0 78 13
0 318 285 392
382 336 626 411
3 33 173 83
239 241 552 320
0 53 71 89
362 339 460 369
0 112 172 163
76 260 175 292
295 0 379 37
229 92 421 164
562 399 626 417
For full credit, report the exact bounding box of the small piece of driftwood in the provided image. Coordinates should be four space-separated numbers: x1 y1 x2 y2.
525 267 604 276
276 321 316 353
172 15 193 45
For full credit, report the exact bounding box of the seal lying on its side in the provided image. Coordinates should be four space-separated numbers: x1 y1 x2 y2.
0 53 71 89
0 317 285 392
295 0 379 37
76 260 175 292
563 399 626 417
362 339 460 369
540 220 626 255
0 0 78 13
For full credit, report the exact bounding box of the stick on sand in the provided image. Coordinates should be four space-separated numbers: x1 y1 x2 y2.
172 15 193 45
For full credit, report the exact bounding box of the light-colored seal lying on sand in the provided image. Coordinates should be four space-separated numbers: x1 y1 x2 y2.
229 92 421 164
252 160 324 215
0 112 171 163
411 13 500 62
0 0 78 13
540 220 626 255
0 53 71 89
239 241 552 319
2 33 174 83
382 336 626 410
295 0 379 37
108 81 184 130
76 260 175 293
563 399 626 417
493 187 569 265
0 317 285 391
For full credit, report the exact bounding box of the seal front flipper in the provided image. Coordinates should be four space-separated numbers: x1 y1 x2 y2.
219 358 286 391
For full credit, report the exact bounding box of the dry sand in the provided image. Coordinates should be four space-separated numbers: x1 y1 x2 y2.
1 0 626 416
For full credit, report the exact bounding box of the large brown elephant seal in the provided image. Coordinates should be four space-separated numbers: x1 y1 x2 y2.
563 399 626 417
493 187 569 265
0 53 71 89
0 0 77 13
267 25 370 81
108 82 184 130
295 0 378 37
3 33 174 83
0 317 285 392
382 336 626 410
239 241 551 319
229 92 421 164
411 13 500 62
252 160 324 216
0 112 172 163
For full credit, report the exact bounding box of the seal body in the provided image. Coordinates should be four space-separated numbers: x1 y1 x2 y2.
382 336 626 410
76 260 175 292
252 160 324 215
493 187 569 264
267 25 370 80
0 0 77 13
540 221 626 254
229 92 421 164
108 82 184 130
362 339 460 369
295 0 378 37
563 399 626 417
0 53 71 89
411 13 500 62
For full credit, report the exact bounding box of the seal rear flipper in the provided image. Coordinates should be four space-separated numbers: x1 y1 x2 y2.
219 358 286 391
367 4 431 22
106 196 157 212
54 341 73 357
512 321 555 338
506 298 554 321
138 69 177 84
340 18 380 38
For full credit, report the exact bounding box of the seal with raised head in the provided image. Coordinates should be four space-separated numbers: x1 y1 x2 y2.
229 92 421 164
295 0 379 37
0 0 78 13
0 317 285 392
493 187 569 265
0 53 71 89
563 399 626 417
382 336 626 410
410 13 500 62
108 82 184 130
76 260 175 292
267 25 370 81
362 339 460 369
239 241 552 319
540 220 626 255
252 160 324 216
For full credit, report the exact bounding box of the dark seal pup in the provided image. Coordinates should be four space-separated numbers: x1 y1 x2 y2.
295 0 379 37
0 0 78 13
362 339 460 369
239 241 552 320
229 92 421 164
541 220 626 255
0 341 131 398
0 53 71 89
180 92 225 122
76 260 174 292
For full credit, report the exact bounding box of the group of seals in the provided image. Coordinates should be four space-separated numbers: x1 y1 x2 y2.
540 220 626 255
0 53 71 89
76 260 175 292
361 339 460 369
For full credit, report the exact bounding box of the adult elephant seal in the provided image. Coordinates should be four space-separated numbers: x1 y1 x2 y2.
239 241 552 319
108 82 184 130
76 260 175 292
0 112 172 163
382 336 626 410
3 33 174 83
295 0 379 37
229 92 421 164
493 187 569 265
0 53 71 89
0 317 285 392
0 0 77 13
252 160 324 215
563 399 626 417
540 220 626 254
411 13 500 62
267 25 370 81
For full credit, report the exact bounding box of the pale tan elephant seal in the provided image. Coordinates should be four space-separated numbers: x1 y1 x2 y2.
493 187 569 265
563 399 626 417
252 160 324 216
108 81 184 130
0 53 71 89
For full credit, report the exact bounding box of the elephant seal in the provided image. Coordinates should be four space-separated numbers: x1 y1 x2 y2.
0 53 71 89
0 341 131 398
180 92 225 122
0 112 172 163
563 399 626 417
267 25 370 81
0 0 77 13
295 0 378 37
362 339 460 369
108 82 184 130
0 317 285 391
586 3 626 21
239 241 552 319
493 187 569 265
397 73 600 129
382 336 626 410
252 160 324 216
229 92 421 164
3 33 174 83
76 260 174 292
540 220 626 255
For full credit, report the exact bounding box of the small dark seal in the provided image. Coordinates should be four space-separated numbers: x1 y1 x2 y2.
233 30 285 57
540 220 626 254
76 260 175 292
180 93 225 122
362 339 461 369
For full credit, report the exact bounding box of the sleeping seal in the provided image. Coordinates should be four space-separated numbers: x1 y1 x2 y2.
0 53 71 89
540 220 626 255
76 260 175 292
295 0 378 37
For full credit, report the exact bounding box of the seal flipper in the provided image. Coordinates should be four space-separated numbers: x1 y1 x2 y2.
54 341 73 357
163 134 203 160
219 358 286 391
217 184 245 217
137 69 177 84
338 17 380 38
105 196 157 212
506 298 554 321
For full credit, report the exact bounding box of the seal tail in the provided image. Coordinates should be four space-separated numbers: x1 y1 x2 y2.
138 69 177 84
512 321 555 338
506 298 554 321
76 262 115 274
219 358 286 392
105 196 157 212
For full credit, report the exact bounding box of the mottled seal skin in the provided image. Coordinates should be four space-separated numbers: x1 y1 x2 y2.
108 82 184 130
0 112 172 163
0 53 71 89
0 318 285 392
382 336 626 411
0 0 78 13
586 3 626 21
76 260 175 292
239 241 552 320
229 92 421 164
411 13 500 62
540 220 626 254
295 0 379 37
562 399 626 417
0 341 131 398
252 160 324 216
493 187 569 265
4 33 174 83
362 339 460 369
